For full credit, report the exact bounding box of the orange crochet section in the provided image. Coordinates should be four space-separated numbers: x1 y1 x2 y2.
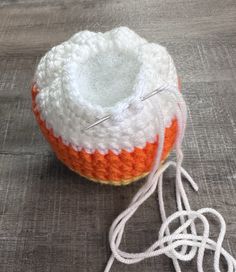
32 84 178 185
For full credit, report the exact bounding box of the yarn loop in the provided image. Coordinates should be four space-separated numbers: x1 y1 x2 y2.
104 83 236 272
105 160 236 272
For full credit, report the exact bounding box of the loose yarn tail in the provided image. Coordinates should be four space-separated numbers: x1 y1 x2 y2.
104 84 236 272
105 161 236 272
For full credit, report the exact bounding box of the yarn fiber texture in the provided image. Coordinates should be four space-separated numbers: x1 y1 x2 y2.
31 27 236 271
32 27 180 185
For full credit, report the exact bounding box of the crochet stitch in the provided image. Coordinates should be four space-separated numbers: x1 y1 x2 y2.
32 84 178 184
33 27 180 184
32 27 236 271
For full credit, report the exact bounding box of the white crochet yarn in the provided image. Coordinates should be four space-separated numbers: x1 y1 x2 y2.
104 78 236 272
33 27 236 271
34 27 179 154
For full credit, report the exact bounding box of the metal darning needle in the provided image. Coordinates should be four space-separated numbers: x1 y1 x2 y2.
83 87 165 131
84 115 111 131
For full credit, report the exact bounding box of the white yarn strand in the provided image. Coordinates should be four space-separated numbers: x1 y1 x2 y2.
104 85 236 272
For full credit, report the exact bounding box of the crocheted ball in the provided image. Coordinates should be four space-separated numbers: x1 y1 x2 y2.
32 27 180 185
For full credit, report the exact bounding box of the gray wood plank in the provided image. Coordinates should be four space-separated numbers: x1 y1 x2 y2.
0 0 235 271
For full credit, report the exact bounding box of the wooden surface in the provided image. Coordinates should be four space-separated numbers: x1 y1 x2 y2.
0 0 236 271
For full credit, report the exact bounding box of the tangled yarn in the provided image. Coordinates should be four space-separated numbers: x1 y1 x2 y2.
32 27 236 271
105 84 236 271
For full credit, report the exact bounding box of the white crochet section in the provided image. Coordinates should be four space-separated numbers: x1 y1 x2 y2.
34 27 179 154
104 79 236 272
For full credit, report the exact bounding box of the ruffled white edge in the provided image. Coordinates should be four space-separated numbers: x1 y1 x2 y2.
34 27 179 154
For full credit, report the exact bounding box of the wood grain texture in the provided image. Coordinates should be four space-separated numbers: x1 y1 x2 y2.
0 0 236 271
